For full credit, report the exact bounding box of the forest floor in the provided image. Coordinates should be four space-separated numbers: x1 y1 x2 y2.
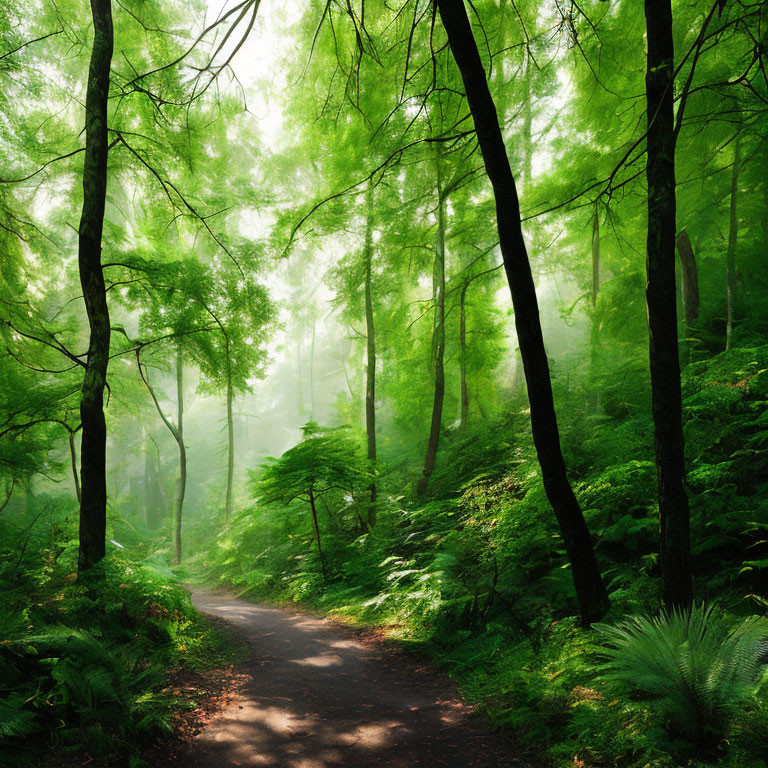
160 589 526 768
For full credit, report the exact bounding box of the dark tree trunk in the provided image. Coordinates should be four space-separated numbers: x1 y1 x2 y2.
459 280 470 428
68 428 81 504
364 183 377 526
225 353 235 522
417 156 447 497
77 0 113 574
436 0 609 623
725 136 740 351
308 487 326 579
644 0 693 609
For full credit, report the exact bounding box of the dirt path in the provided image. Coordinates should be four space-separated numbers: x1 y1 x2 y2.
184 590 521 768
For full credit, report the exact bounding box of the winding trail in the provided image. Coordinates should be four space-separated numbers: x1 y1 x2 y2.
187 590 520 768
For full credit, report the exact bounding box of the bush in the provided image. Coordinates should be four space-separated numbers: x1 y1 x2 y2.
595 603 768 754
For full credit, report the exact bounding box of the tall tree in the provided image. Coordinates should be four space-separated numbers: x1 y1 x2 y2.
77 0 114 573
363 182 378 526
644 0 692 608
435 0 609 623
137 345 186 564
417 153 447 497
725 135 741 351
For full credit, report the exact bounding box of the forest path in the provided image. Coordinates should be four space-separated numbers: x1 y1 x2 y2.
185 590 521 768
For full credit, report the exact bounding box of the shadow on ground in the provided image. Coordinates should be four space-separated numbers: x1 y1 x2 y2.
182 591 521 768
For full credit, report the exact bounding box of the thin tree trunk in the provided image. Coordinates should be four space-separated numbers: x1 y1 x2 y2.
460 280 470 428
68 429 81 504
174 347 186 564
726 136 740 351
225 357 235 522
436 0 609 623
136 347 185 564
77 0 113 574
308 486 326 579
364 183 377 526
644 0 692 609
589 206 601 411
417 154 447 497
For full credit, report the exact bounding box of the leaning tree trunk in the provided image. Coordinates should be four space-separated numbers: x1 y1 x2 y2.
644 0 692 609
67 427 81 504
676 229 699 363
436 0 609 623
364 183 377 526
417 155 447 497
725 136 740 351
308 486 326 580
77 0 114 574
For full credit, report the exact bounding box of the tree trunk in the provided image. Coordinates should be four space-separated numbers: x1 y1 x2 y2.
460 280 470 428
364 183 377 526
68 429 81 504
676 229 699 363
436 0 609 623
589 206 601 411
308 486 326 579
77 0 113 574
225 358 235 521
725 136 740 351
417 154 447 497
644 0 692 609
143 430 164 530
174 346 186 564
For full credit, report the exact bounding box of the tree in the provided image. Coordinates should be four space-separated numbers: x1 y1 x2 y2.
435 0 610 623
257 423 365 579
643 0 692 609
76 0 113 574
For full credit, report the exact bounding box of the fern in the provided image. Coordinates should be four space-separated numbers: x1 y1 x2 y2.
596 603 768 750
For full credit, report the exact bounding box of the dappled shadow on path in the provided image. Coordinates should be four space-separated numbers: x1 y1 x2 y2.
183 592 519 768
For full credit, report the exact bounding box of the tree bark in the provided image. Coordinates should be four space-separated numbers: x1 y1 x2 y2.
644 0 693 609
417 154 447 497
436 0 609 623
68 428 81 505
725 136 740 351
364 183 377 526
77 0 113 574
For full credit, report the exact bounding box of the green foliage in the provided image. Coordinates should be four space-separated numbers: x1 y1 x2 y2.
0 550 232 765
595 604 768 752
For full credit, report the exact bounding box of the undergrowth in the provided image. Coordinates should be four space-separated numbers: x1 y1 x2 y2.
0 540 234 768
199 343 768 768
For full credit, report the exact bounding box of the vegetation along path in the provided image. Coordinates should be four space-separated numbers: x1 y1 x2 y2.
186 590 519 768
